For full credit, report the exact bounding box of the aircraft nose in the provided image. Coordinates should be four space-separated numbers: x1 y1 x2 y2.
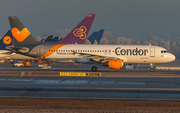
169 54 176 62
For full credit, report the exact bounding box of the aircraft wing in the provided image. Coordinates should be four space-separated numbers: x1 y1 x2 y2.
74 52 124 63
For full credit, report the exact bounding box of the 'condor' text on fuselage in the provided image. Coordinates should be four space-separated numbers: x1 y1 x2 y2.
115 47 148 56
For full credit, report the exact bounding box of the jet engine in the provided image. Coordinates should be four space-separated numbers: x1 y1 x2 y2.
102 59 124 69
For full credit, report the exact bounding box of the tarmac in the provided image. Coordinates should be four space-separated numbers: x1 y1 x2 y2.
0 60 179 101
0 61 179 112
0 75 179 101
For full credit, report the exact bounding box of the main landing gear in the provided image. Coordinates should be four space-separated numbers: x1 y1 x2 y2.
91 66 97 72
150 63 154 72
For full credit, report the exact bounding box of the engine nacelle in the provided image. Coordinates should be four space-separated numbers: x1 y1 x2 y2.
107 59 124 69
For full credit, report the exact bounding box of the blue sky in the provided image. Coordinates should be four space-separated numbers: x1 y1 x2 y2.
0 0 180 40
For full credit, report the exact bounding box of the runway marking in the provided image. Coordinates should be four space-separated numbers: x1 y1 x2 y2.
114 78 121 84
7 76 16 80
60 72 101 76
87 78 94 84
51 87 180 91
0 95 180 101
58 80 89 84
117 81 146 85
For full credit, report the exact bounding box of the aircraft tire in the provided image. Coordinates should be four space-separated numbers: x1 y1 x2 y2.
150 68 154 72
91 66 97 72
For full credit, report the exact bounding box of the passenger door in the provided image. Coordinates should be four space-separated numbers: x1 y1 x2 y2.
38 45 43 55
150 47 155 57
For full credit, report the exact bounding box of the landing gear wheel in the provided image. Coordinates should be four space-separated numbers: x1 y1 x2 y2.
150 68 154 72
150 63 154 72
91 66 97 72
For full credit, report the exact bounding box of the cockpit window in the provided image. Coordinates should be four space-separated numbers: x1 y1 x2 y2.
164 50 168 53
161 50 169 53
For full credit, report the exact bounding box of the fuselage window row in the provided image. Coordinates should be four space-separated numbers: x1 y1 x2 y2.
48 50 115 53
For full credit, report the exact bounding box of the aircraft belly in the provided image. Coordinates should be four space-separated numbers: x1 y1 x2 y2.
43 58 77 63
125 56 167 64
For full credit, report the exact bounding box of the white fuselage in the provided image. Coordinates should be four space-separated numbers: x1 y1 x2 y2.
0 45 176 64
39 44 175 64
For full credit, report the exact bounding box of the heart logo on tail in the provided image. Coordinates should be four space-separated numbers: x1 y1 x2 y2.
11 28 30 42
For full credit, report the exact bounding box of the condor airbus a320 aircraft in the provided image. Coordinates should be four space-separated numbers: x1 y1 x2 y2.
7 16 176 72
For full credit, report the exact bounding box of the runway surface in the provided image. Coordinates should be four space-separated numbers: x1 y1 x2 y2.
0 76 180 101
0 60 180 78
0 60 179 101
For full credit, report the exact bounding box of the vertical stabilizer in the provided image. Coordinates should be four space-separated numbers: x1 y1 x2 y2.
88 29 104 44
0 30 13 50
8 16 40 47
60 14 96 44
95 29 104 44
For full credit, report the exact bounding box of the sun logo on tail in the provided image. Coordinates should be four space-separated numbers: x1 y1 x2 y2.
3 36 12 45
73 26 87 40
11 28 30 42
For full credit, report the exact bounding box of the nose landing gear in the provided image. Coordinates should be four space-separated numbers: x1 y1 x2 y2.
150 63 154 72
